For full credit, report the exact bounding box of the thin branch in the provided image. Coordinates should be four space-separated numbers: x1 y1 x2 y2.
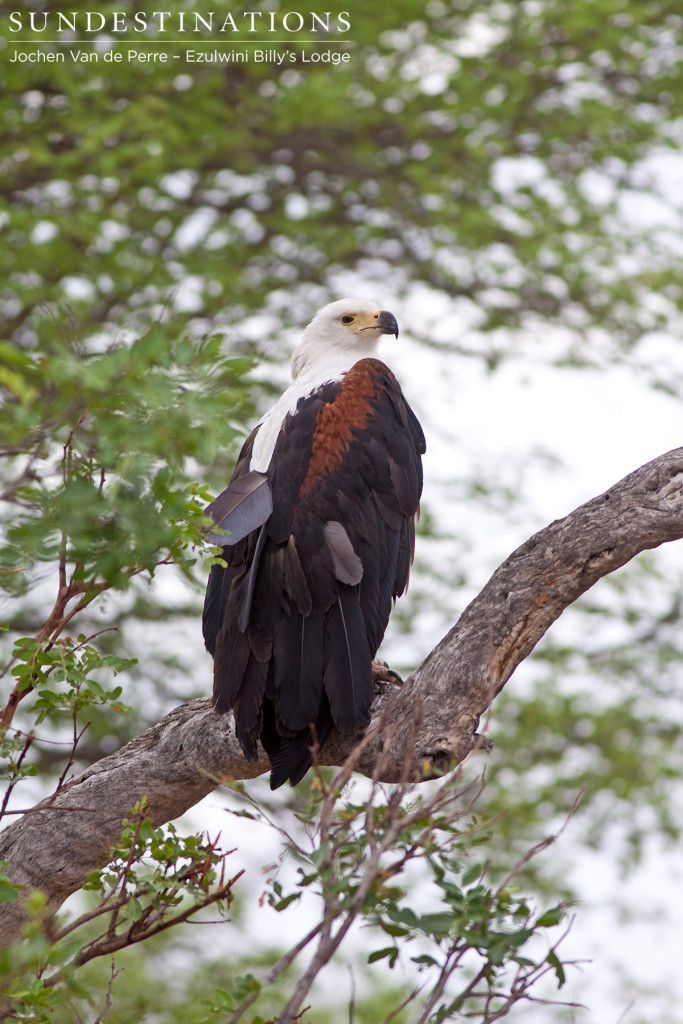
54 721 90 795
379 985 423 1024
51 894 132 944
90 958 122 1024
494 789 584 897
0 732 35 821
41 869 244 991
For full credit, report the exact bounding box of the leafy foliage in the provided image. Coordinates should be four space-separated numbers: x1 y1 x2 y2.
200 763 577 1024
0 803 241 1024
0 323 254 746
1 329 253 591
3 0 683 381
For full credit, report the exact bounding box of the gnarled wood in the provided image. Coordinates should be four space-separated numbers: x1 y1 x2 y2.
2 445 683 946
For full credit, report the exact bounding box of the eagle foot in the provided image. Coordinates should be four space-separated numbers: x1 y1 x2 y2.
371 658 404 686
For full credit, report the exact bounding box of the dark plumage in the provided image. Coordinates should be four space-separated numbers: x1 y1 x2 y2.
203 299 425 788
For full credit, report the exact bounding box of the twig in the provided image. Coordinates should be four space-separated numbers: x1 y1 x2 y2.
42 870 244 990
494 788 585 896
90 958 122 1024
0 732 35 820
54 721 91 795
379 985 423 1024
347 966 355 1024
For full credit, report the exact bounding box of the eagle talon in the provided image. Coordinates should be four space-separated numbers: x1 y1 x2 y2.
371 659 404 685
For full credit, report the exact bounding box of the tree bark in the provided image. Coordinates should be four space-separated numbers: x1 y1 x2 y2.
2 445 683 946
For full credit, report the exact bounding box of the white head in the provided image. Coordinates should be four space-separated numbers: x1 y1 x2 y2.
291 298 399 380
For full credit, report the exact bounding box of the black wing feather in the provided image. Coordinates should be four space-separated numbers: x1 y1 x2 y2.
206 471 273 546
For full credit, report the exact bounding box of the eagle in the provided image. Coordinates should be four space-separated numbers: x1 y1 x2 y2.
202 299 425 788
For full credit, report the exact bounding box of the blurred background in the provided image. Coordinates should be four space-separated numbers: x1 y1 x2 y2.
3 1 683 1020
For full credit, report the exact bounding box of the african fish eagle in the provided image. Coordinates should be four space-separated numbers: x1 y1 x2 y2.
202 298 426 788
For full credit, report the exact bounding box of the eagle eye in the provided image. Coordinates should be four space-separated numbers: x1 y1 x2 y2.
340 314 354 325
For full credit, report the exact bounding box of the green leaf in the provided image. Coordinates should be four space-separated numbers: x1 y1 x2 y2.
380 922 409 938
273 892 301 912
462 863 484 885
419 912 455 939
0 880 20 904
411 954 438 968
122 897 144 921
368 947 399 968
211 988 234 1011
233 974 260 1001
388 905 419 928
547 949 566 987
536 907 564 928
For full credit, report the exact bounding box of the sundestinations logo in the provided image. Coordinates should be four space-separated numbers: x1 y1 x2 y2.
7 9 351 35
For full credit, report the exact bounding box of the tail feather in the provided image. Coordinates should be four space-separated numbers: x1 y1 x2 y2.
212 530 377 785
283 536 312 615
234 654 269 759
237 524 268 633
268 699 334 790
273 608 324 733
252 539 285 639
213 617 251 713
323 586 373 735
394 517 413 597
203 562 239 656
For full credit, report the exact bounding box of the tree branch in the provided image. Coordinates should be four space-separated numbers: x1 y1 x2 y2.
2 445 683 946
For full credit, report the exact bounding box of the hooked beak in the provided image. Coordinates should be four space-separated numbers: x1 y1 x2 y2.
376 309 399 338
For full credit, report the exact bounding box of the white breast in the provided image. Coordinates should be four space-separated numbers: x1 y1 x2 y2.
249 358 353 473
